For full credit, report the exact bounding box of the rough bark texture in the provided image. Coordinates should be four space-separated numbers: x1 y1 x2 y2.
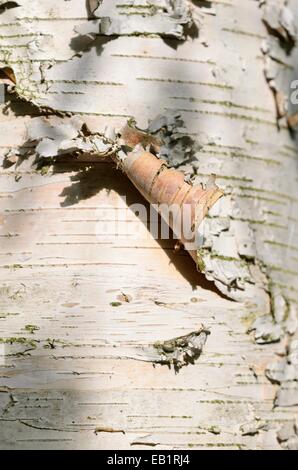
0 0 297 449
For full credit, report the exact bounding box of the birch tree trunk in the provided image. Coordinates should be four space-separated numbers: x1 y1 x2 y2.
0 0 297 450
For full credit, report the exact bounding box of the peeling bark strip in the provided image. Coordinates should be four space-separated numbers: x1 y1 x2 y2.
121 149 223 259
118 125 223 264
89 0 193 40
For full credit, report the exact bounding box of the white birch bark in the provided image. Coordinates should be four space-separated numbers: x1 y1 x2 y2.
0 0 297 449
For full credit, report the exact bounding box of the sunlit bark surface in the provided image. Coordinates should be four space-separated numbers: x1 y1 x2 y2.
0 0 297 450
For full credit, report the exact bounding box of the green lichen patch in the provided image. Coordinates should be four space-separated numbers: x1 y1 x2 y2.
196 250 206 272
24 324 39 334
0 336 38 356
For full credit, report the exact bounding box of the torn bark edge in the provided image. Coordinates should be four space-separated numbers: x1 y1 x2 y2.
262 1 297 50
152 326 210 371
0 64 76 119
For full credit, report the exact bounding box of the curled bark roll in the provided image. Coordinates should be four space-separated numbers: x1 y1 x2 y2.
115 145 223 268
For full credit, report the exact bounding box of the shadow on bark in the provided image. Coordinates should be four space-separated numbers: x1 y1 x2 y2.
44 156 231 299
